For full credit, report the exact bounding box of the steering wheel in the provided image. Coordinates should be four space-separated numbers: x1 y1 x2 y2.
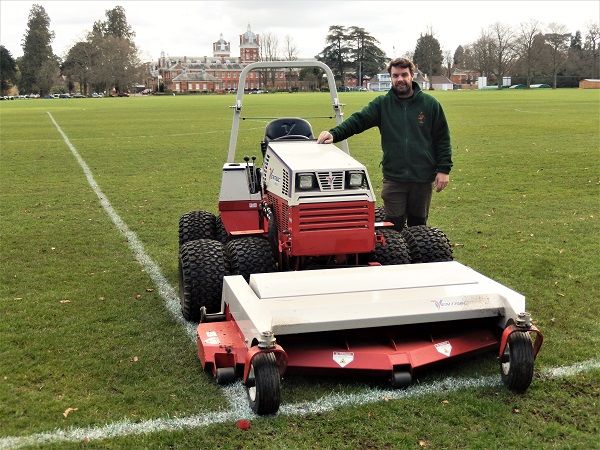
272 135 311 141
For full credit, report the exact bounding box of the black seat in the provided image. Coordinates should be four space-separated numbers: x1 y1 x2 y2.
264 117 314 141
261 118 314 156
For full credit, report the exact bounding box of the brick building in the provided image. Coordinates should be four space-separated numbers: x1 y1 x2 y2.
149 25 291 93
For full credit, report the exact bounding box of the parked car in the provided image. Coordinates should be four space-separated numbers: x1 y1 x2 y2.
530 84 551 89
72 93 86 98
117 92 130 97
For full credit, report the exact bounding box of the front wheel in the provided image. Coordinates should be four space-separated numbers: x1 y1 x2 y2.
246 352 281 415
500 331 534 393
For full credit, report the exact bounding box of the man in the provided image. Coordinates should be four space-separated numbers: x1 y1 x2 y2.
317 58 452 231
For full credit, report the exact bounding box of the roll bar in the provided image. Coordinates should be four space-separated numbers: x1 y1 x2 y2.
227 60 349 162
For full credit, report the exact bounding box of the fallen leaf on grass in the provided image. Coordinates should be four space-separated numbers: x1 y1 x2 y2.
441 400 449 405
134 294 142 300
146 288 154 292
512 408 520 414
59 300 71 304
418 440 429 448
63 407 78 418
131 356 139 362
557 293 565 297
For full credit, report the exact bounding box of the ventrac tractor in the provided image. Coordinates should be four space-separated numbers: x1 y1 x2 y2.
177 61 543 415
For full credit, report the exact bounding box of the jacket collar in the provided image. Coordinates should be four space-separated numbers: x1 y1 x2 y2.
388 81 422 102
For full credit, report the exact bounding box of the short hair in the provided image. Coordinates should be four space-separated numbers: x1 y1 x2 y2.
387 58 415 75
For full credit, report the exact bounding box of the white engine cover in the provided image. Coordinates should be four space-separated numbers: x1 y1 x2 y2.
262 141 375 206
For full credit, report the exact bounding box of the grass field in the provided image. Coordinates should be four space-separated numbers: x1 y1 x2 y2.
1 88 599 449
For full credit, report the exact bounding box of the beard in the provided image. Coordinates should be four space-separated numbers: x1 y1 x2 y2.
392 82 412 97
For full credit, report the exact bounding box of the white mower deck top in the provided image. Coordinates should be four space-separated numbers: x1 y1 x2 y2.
223 261 525 345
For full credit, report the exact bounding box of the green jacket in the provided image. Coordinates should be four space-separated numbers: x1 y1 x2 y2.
330 83 452 183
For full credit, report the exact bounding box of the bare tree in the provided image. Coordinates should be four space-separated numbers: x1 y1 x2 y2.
443 48 453 78
469 29 495 78
258 32 279 89
545 23 571 88
516 19 543 87
584 22 600 78
283 35 298 89
490 22 518 88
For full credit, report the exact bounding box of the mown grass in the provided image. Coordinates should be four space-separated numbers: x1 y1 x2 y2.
0 88 599 448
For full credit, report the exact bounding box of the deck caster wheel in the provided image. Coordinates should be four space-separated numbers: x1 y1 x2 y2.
391 371 412 388
216 367 236 385
500 331 534 393
246 352 281 415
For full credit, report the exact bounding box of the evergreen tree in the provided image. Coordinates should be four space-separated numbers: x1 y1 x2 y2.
348 26 387 86
413 33 443 76
0 46 18 95
453 45 465 68
318 25 352 86
19 4 57 94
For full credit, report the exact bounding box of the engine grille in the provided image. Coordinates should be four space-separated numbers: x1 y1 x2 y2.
317 171 344 191
282 169 290 196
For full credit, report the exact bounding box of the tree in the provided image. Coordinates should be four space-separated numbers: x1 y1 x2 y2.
489 22 518 88
258 32 279 88
443 49 453 78
0 46 18 95
545 23 571 88
283 35 298 90
81 6 140 93
453 45 465 67
469 29 495 78
19 4 57 95
318 25 352 86
516 20 542 87
62 41 95 94
584 22 600 78
413 32 443 76
348 26 387 87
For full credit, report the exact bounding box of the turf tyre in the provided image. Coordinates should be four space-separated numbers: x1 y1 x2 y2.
226 237 276 281
215 216 229 243
246 352 281 415
500 331 535 393
178 239 227 320
179 210 216 246
375 206 386 222
370 228 411 265
401 225 453 263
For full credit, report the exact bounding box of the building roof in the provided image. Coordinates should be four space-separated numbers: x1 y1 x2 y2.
430 75 453 84
172 71 220 82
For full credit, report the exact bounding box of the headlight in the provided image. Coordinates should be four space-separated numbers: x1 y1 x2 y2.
297 173 316 190
347 171 364 188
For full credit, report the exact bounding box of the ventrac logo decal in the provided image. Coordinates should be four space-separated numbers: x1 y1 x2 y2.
268 167 282 185
431 296 489 310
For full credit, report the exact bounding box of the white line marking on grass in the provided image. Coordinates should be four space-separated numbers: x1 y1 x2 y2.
46 112 197 342
2 358 599 449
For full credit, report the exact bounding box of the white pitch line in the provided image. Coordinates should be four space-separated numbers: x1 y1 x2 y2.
2 358 599 450
46 112 197 342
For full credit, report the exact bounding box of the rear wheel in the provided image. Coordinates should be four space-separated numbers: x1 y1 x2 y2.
215 216 229 243
246 352 281 415
226 237 276 281
178 239 227 320
370 228 411 265
179 211 216 246
500 331 535 393
375 206 386 222
401 225 453 263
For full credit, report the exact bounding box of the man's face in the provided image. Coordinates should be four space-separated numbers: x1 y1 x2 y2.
390 66 413 96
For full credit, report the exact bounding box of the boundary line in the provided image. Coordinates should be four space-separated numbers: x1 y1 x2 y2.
4 113 592 449
2 359 599 449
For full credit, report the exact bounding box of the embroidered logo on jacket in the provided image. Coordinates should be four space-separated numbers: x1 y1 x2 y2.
417 112 425 125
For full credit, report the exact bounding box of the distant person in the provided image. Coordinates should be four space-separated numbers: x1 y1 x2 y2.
317 58 452 231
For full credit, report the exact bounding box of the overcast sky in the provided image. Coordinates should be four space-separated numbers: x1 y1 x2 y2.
1 1 598 62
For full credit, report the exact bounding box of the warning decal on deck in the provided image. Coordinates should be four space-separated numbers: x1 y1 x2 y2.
204 331 220 345
435 341 452 357
333 352 354 367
